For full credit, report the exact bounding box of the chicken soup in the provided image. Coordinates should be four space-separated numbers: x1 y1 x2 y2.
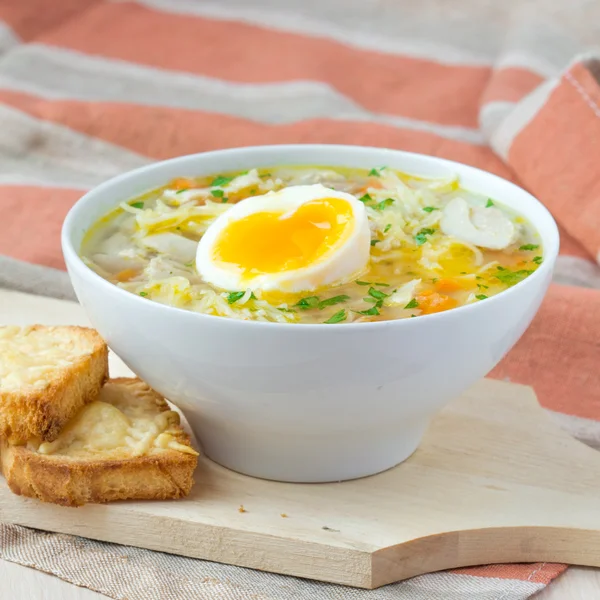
81 166 543 324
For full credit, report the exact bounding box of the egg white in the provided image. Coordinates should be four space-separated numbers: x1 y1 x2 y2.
196 184 371 293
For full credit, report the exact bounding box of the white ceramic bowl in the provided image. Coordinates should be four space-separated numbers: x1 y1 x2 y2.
62 145 559 483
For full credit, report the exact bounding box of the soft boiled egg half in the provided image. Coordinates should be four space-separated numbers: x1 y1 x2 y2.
196 184 371 293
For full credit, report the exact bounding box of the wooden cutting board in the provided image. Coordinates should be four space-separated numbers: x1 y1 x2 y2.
2 290 600 589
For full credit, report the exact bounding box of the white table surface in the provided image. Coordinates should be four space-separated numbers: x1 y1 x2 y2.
1 289 599 599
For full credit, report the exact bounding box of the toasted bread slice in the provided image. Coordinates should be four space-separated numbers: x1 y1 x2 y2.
0 325 108 444
0 378 199 506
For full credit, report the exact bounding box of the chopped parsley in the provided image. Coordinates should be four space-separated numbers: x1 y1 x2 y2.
432 277 439 283
415 228 436 245
139 291 148 297
475 294 488 300
295 296 320 310
324 309 347 324
422 206 438 213
519 244 540 251
368 287 388 300
486 199 494 208
533 256 543 264
495 268 533 287
477 283 489 289
371 239 381 246
227 291 246 304
130 201 144 209
175 188 188 194
368 167 385 177
210 175 234 187
277 307 296 313
404 298 419 309
318 295 350 309
356 306 380 316
384 224 392 233
359 193 372 203
184 260 195 267
221 197 229 203
211 189 224 198
374 198 394 211
355 281 389 287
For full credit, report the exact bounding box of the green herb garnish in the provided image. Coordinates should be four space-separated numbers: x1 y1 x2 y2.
356 306 380 316
184 261 195 267
368 167 385 176
368 287 388 300
277 307 296 313
227 291 246 304
415 228 435 245
130 201 144 209
384 224 392 233
139 291 148 297
422 206 438 213
404 298 419 309
355 281 389 287
532 256 543 264
371 240 381 246
324 309 347 324
475 294 488 300
374 198 394 211
211 189 224 198
477 284 489 289
318 295 350 309
486 199 494 207
175 188 188 194
495 269 533 287
211 175 234 187
519 244 539 251
295 296 320 310
359 193 372 203
432 277 439 283
221 197 229 203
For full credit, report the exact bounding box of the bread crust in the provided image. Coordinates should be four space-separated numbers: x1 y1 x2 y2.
0 378 198 507
0 326 109 444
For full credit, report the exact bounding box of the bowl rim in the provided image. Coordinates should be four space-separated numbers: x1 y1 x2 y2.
62 143 560 330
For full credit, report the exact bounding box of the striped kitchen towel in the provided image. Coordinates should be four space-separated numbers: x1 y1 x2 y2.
0 0 599 598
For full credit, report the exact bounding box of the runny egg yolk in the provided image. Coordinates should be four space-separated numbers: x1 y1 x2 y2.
212 198 354 275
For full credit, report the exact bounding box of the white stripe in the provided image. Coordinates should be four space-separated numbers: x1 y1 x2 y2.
401 572 544 599
0 104 150 188
479 101 515 143
0 45 485 144
0 257 75 301
554 256 600 289
118 0 499 66
488 79 558 159
0 20 19 54
545 409 600 450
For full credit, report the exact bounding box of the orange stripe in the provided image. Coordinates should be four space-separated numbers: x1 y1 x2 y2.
36 1 492 127
0 91 515 179
453 562 566 584
0 186 81 269
508 62 600 262
491 283 600 421
558 223 593 260
481 67 544 106
0 0 99 40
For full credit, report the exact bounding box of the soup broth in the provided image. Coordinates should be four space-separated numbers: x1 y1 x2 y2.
81 166 542 324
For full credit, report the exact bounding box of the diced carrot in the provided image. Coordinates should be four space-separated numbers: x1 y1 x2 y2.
169 177 196 190
417 291 458 314
435 278 461 293
367 177 384 189
115 268 139 282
